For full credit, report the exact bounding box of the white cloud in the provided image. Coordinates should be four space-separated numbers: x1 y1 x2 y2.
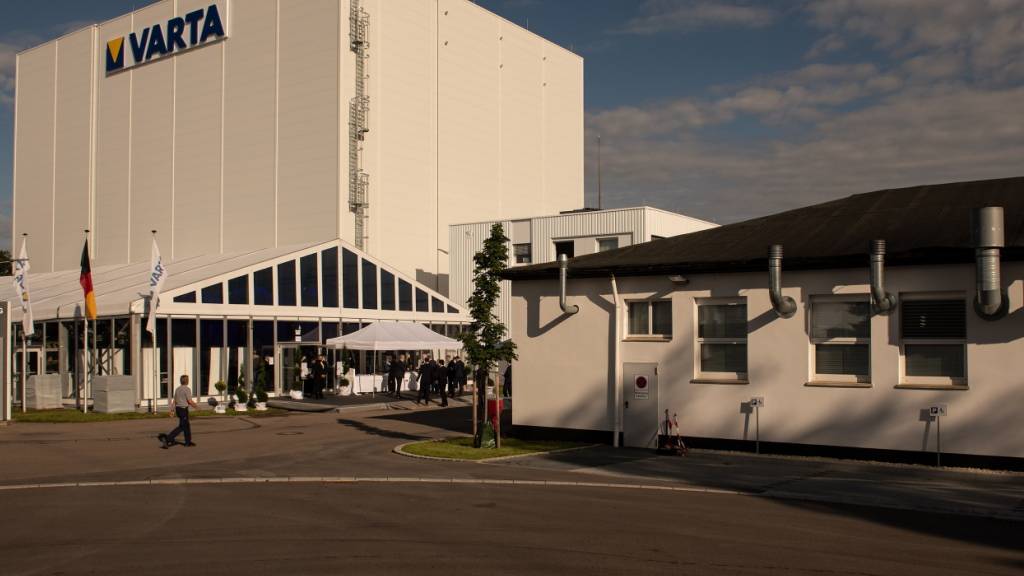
621 0 777 35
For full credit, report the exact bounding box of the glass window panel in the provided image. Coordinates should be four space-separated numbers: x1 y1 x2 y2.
902 300 966 339
447 305 458 314
698 304 746 339
95 319 112 349
554 241 574 259
201 284 224 304
380 270 395 311
226 320 248 393
700 343 747 373
228 275 249 305
514 244 532 264
362 260 378 309
905 344 964 378
343 249 359 308
416 289 429 312
114 318 131 376
651 301 672 336
432 297 444 313
321 322 339 342
200 319 224 396
252 320 275 393
254 268 273 306
597 237 619 252
299 254 318 307
399 280 413 311
812 301 869 339
277 260 296 306
321 247 339 308
342 322 361 335
628 302 649 335
815 344 869 375
173 291 196 303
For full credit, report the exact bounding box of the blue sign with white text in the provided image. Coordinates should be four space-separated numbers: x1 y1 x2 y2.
105 2 227 74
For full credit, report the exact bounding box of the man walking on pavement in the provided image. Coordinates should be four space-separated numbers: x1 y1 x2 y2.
389 353 406 399
159 375 198 448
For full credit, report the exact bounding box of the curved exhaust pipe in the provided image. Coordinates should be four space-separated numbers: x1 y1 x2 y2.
768 244 796 318
559 254 579 315
869 240 897 313
973 206 1007 320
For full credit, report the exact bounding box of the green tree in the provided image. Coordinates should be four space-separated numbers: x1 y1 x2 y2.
459 223 517 447
0 249 11 276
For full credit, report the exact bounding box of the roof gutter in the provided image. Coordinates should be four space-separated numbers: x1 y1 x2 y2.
768 245 796 318
559 254 579 315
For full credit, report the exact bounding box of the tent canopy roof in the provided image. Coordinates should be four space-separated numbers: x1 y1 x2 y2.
325 322 463 351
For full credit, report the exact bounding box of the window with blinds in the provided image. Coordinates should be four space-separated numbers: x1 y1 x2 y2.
900 297 966 381
697 301 747 378
810 299 870 382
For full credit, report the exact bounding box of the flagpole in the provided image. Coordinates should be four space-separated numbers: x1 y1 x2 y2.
83 230 89 414
151 230 158 414
19 233 27 414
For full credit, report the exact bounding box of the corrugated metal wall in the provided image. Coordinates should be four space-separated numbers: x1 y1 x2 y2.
450 220 514 331
531 208 645 261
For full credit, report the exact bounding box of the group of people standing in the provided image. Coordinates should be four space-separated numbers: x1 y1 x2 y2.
383 354 467 406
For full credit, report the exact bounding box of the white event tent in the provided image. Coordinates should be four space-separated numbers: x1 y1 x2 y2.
325 322 463 351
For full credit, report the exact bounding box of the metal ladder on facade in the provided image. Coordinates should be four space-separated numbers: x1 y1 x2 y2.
349 0 371 250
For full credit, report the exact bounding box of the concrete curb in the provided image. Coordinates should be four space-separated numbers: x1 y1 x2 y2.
392 439 629 463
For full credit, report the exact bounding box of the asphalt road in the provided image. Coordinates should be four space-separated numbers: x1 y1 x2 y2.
1 404 1022 575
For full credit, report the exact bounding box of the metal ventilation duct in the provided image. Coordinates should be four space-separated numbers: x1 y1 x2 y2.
559 254 580 315
768 244 796 318
869 240 897 313
972 207 1007 320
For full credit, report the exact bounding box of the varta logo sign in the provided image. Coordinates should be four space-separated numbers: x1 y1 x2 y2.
105 2 227 74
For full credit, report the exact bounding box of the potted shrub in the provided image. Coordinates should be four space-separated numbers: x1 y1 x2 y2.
234 386 248 413
214 380 226 401
289 380 305 400
254 381 269 411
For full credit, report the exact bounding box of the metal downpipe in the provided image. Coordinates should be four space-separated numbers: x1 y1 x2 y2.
559 254 579 315
973 207 1007 320
869 240 897 313
768 244 797 318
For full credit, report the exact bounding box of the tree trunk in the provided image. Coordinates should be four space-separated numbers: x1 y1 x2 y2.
474 368 487 448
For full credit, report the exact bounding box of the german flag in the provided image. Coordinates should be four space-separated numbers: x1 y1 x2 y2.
80 241 96 319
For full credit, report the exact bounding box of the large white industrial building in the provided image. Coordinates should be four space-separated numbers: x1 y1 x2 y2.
3 0 583 412
12 0 583 290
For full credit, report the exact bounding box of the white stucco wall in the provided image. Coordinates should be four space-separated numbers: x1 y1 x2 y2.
509 262 1024 458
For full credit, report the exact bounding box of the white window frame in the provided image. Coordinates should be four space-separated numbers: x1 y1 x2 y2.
808 295 871 385
898 292 967 388
625 299 672 341
694 298 747 381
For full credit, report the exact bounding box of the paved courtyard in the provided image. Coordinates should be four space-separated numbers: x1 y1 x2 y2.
1 403 1021 575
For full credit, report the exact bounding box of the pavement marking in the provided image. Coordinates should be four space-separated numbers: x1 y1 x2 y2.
0 476 751 498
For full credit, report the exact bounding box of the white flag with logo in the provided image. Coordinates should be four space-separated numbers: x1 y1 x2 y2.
146 237 168 335
12 238 33 336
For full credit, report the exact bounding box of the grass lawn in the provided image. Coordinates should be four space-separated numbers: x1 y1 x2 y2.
12 407 287 423
401 436 585 460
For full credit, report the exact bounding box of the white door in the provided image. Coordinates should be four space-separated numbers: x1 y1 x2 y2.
622 362 658 448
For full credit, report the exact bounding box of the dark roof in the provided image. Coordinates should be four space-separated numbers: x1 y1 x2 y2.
504 176 1024 280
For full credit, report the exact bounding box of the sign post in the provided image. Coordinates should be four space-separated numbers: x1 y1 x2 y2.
1 301 8 423
750 397 765 454
929 404 947 466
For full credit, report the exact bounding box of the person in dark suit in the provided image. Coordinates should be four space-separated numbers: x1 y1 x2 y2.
503 363 512 398
389 354 406 399
310 354 326 399
453 357 467 396
446 356 458 397
417 356 433 405
436 359 449 407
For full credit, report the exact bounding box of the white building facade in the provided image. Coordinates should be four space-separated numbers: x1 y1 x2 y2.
12 0 583 292
450 207 717 329
504 178 1024 466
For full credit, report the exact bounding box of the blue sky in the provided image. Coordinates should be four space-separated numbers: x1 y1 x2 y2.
2 1 1023 250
